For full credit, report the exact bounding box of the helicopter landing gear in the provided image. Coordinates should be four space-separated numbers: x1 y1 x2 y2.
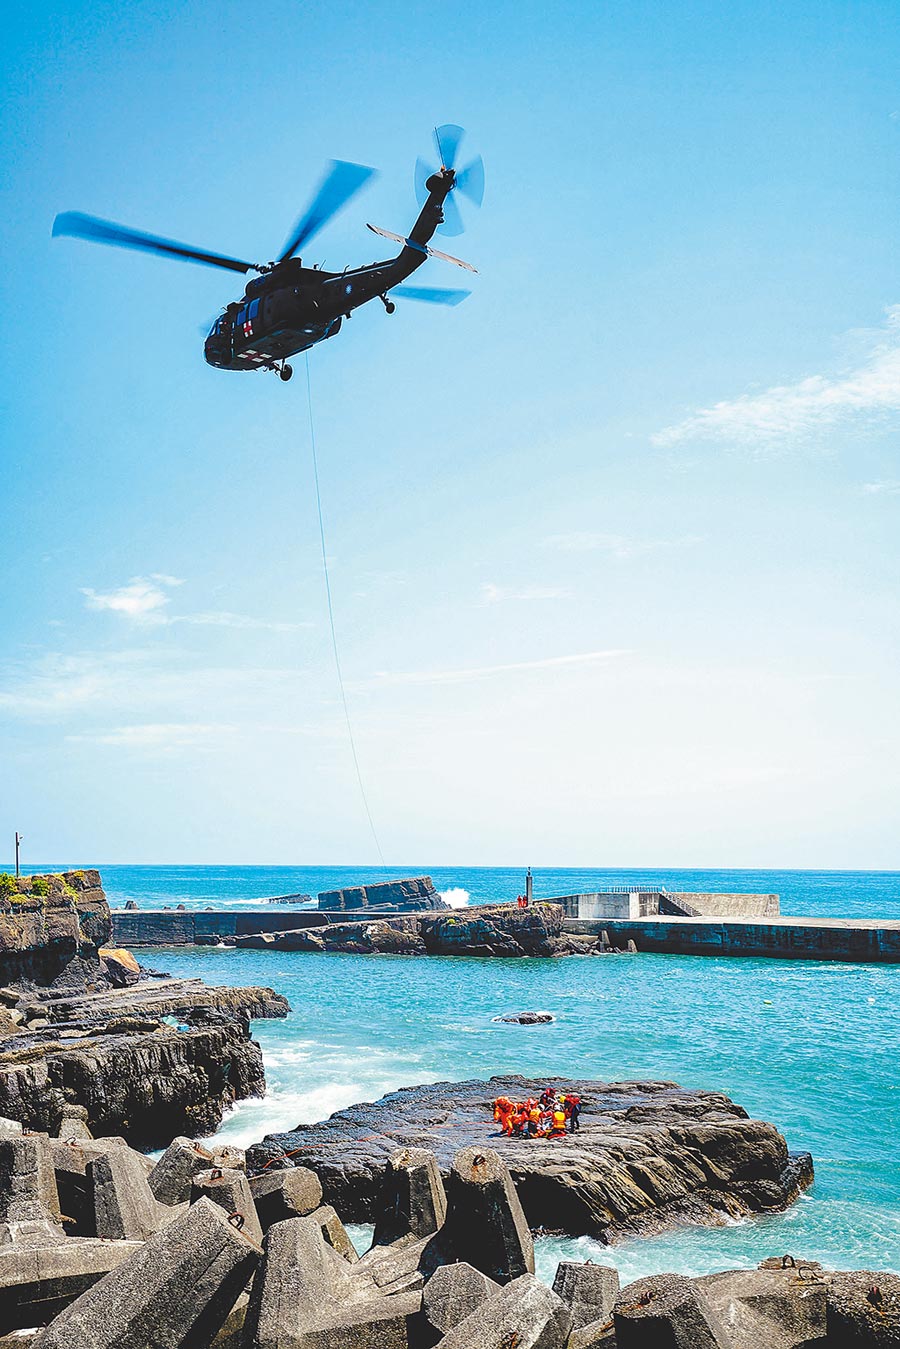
279 363 293 382
379 294 395 315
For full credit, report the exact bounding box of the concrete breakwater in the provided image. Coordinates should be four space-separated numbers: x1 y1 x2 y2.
1 1117 889 1347
112 904 900 962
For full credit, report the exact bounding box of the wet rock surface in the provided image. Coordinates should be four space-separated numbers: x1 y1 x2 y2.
318 875 449 912
248 1075 813 1241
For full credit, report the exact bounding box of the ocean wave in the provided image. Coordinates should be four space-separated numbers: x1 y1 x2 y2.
440 887 470 909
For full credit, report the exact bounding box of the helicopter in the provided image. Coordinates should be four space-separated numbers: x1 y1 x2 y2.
52 126 484 382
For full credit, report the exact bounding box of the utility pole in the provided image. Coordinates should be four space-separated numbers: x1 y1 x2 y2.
14 833 22 878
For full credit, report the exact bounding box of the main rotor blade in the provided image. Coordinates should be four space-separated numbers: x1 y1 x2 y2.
52 212 257 273
456 155 485 207
391 286 470 306
433 124 465 170
278 160 377 262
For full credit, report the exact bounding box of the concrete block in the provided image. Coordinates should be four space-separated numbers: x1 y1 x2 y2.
374 1147 448 1247
0 1120 23 1139
53 1105 92 1141
826 1270 900 1345
443 1147 533 1285
423 1261 500 1336
147 1134 214 1205
551 1262 619 1330
0 1138 62 1231
434 1273 572 1349
250 1165 323 1231
0 1237 141 1332
614 1273 734 1348
568 1318 617 1349
292 1291 423 1349
192 1167 264 1246
311 1204 360 1264
355 1236 429 1295
47 1136 133 1236
89 1147 168 1241
32 1196 260 1349
698 1266 828 1348
245 1214 352 1349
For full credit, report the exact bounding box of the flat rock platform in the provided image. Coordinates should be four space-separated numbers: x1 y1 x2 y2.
247 1075 813 1242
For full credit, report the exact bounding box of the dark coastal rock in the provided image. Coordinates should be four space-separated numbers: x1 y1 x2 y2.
825 1270 900 1344
318 876 449 913
0 978 289 1146
248 1075 813 1242
0 872 109 989
419 905 574 958
496 1012 555 1024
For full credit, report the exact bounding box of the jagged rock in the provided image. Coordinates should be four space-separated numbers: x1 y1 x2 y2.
423 1262 500 1337
697 1265 828 1348
123 900 138 911
97 948 140 988
191 1167 264 1246
420 906 565 958
250 1165 323 1231
551 1262 619 1330
434 1273 572 1349
826 1270 900 1344
320 918 427 956
0 872 109 990
318 876 448 913
613 1273 734 1348
148 1135 215 1205
32 1197 260 1349
496 1012 555 1024
271 930 326 952
373 1147 447 1247
249 1076 812 1242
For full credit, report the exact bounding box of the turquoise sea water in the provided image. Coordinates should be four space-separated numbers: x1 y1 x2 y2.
25 864 900 1282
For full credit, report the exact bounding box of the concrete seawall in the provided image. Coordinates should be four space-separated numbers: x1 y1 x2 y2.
110 909 328 945
564 914 900 962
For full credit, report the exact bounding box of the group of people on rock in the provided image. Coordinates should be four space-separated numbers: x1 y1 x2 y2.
492 1087 582 1139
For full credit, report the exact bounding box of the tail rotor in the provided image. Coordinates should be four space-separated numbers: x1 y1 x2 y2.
415 124 485 236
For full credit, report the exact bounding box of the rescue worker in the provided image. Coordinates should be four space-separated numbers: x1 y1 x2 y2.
549 1106 567 1139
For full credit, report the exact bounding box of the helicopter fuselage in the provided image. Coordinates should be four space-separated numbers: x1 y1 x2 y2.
204 172 452 371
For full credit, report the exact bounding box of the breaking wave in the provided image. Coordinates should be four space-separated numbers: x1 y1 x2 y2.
440 887 470 909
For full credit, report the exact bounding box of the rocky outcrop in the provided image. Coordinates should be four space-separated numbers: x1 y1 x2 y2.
247 1076 813 1242
0 872 290 1146
318 876 449 912
0 871 109 989
0 978 288 1146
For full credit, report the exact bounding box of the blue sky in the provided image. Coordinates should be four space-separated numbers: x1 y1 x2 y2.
2 0 899 866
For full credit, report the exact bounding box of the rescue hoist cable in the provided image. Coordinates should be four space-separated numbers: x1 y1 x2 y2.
304 353 386 866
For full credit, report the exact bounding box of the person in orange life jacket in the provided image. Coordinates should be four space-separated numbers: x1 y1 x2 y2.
549 1107 567 1139
565 1094 582 1132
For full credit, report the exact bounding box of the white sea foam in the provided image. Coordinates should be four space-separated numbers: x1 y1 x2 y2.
440 887 470 909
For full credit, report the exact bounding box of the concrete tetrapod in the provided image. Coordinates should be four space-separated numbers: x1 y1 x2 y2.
148 1135 215 1205
826 1270 900 1344
244 1213 352 1349
433 1273 572 1349
191 1167 264 1246
613 1273 735 1349
0 1137 62 1231
89 1147 175 1241
373 1148 448 1247
249 1166 323 1232
31 1196 260 1349
551 1262 620 1331
697 1265 829 1348
442 1147 533 1285
422 1262 500 1337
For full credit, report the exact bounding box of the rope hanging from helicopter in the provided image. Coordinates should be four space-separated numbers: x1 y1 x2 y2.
304 353 386 866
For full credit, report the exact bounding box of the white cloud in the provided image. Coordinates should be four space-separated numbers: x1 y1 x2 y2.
478 582 570 604
370 649 630 687
654 304 900 448
542 532 701 560
861 480 900 496
67 722 235 751
81 575 180 620
80 576 306 632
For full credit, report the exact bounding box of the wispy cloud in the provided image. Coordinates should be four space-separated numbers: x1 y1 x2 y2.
370 649 630 687
861 480 900 496
653 304 900 448
542 532 701 560
80 576 306 632
478 582 570 604
66 722 236 751
81 574 183 620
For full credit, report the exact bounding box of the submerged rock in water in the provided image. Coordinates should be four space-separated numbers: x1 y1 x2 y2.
248 1075 813 1243
495 1012 555 1025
